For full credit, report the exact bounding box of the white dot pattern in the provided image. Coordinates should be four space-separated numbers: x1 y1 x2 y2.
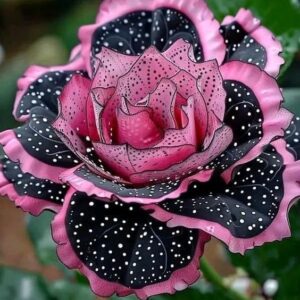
14 107 79 168
220 22 267 68
91 8 203 64
75 165 182 199
16 70 87 119
285 116 300 160
1 155 67 205
158 145 284 238
208 80 263 171
66 192 199 289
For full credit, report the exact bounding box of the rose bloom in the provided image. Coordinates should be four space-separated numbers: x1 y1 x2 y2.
1 0 300 299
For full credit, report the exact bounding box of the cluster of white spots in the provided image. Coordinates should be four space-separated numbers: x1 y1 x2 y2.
160 146 284 238
2 156 67 204
220 22 267 68
285 116 300 160
92 8 202 61
207 80 263 171
14 109 79 167
66 193 198 288
17 70 85 118
75 166 181 199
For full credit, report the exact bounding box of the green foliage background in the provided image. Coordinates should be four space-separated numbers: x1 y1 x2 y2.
0 0 300 299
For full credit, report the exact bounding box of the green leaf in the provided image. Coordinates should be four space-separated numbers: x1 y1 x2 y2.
228 205 300 300
26 212 73 278
48 280 95 300
0 267 52 300
0 266 95 300
283 88 300 115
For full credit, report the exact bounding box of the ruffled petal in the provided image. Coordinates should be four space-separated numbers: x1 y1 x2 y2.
218 61 293 182
60 164 213 204
221 8 284 77
80 2 225 75
285 116 300 160
129 125 233 184
145 140 300 254
0 108 80 183
0 155 67 215
52 189 210 299
14 51 86 122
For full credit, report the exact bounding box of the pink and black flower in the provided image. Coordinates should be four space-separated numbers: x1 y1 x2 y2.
1 0 300 298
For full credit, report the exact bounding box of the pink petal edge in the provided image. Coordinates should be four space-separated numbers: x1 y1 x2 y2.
51 187 210 299
13 46 85 122
222 8 284 78
59 165 214 204
220 61 293 183
0 130 70 183
144 139 300 254
0 164 61 216
79 0 225 76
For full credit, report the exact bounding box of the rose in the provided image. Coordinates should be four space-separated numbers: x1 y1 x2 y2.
1 0 300 299
53 39 233 186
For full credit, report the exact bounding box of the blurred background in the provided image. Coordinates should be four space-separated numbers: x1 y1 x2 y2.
0 0 300 299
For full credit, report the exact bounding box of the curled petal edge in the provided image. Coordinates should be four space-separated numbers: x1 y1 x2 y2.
60 165 214 204
0 164 61 215
222 8 284 77
220 61 293 183
0 130 70 183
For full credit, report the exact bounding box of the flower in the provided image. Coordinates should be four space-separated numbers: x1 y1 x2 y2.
0 0 300 299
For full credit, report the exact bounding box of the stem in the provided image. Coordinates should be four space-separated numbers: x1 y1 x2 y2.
201 257 251 300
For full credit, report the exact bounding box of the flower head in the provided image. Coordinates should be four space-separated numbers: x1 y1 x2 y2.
1 0 300 299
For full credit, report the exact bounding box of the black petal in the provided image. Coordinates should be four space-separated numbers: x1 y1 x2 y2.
74 165 183 199
156 145 284 238
14 107 79 168
208 80 263 171
285 116 300 160
15 70 87 120
220 22 267 68
1 155 67 206
65 192 200 289
92 8 203 62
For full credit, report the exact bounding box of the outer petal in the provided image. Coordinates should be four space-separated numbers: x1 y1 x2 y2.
219 61 293 183
52 189 210 299
285 116 300 160
80 1 225 75
221 8 284 77
145 140 300 254
0 156 66 215
13 48 86 122
0 108 80 183
59 164 213 205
